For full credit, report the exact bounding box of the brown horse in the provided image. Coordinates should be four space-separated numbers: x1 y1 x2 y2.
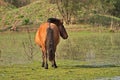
35 18 68 69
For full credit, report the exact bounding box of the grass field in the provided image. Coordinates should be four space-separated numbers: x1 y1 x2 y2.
0 30 120 80
0 60 120 80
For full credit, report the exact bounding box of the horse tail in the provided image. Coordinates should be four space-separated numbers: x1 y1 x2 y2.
46 23 55 61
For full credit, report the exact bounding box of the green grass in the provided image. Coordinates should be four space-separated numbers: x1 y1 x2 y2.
0 31 120 80
0 32 40 65
0 60 120 80
58 31 120 65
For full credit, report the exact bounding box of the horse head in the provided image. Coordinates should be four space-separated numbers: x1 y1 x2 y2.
47 18 68 39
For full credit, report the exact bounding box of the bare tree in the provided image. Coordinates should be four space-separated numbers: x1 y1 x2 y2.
55 0 80 24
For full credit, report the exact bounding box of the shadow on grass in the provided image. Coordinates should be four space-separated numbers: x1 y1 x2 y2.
61 64 120 69
74 64 120 68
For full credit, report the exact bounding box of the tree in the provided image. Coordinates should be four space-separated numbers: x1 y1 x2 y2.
55 0 81 24
111 0 120 18
54 0 115 24
81 0 115 15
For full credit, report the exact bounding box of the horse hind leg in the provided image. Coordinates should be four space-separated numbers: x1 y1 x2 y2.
52 49 57 68
50 52 57 68
41 50 45 67
44 52 48 69
51 59 57 68
48 48 57 68
42 49 48 69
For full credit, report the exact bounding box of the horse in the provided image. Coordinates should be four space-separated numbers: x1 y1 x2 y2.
35 18 68 69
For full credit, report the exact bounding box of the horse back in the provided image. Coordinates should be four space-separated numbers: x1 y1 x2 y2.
35 22 60 48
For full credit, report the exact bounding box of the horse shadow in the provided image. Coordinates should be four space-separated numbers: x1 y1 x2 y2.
61 64 120 69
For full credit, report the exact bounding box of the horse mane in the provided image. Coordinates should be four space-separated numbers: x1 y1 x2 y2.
47 18 60 24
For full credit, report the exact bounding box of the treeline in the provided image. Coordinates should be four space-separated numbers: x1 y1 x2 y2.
2 0 120 19
1 0 120 27
49 0 120 24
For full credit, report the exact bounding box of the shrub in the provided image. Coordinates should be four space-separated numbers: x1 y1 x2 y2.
22 18 30 25
88 14 120 27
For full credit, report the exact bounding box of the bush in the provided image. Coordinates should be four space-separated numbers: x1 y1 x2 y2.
88 14 120 27
22 18 30 25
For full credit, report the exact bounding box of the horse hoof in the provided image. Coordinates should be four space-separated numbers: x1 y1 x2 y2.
54 66 57 68
41 64 44 67
45 64 48 69
52 65 57 68
45 67 48 69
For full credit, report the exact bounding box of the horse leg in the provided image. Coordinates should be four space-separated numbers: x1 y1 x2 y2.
41 50 45 67
42 48 48 69
51 52 57 68
44 52 48 69
52 59 57 68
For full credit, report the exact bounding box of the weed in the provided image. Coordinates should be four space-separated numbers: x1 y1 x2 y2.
0 31 120 80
